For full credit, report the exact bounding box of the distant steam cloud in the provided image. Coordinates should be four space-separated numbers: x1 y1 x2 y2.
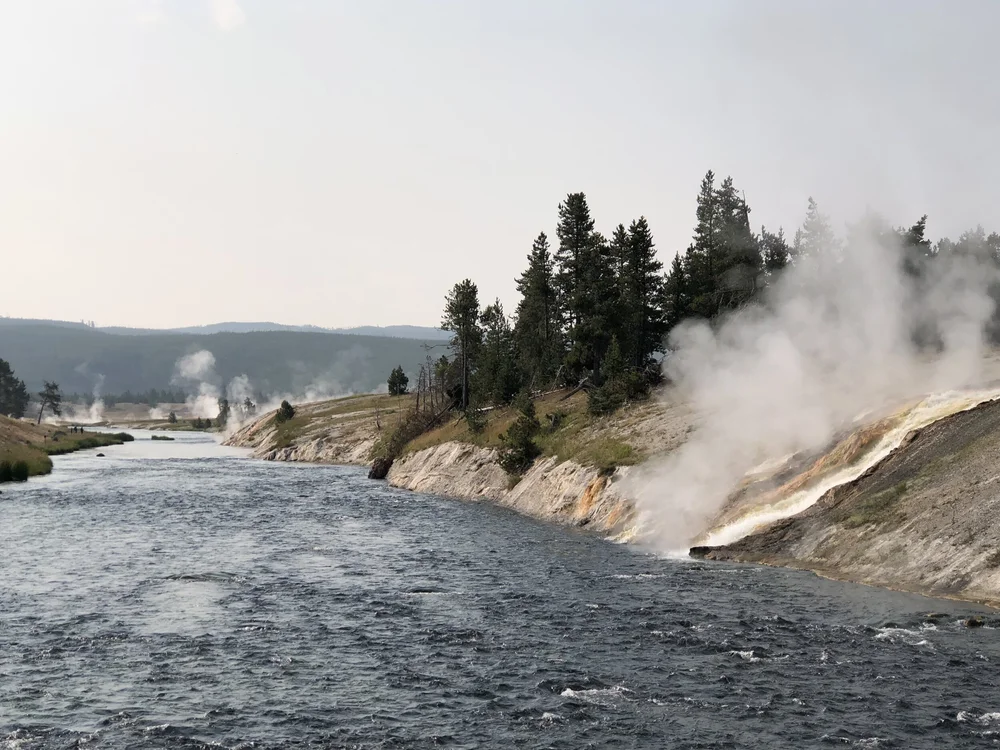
163 346 370 434
68 364 106 424
171 350 222 419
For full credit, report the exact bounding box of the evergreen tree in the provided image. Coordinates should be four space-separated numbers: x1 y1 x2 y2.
0 359 29 418
622 216 667 368
554 192 596 333
713 176 761 310
760 226 790 282
36 381 62 424
579 231 620 379
662 253 690 332
387 366 409 396
685 171 720 318
553 193 619 378
476 299 520 405
513 232 562 387
216 397 230 427
792 197 837 260
276 400 295 423
441 279 482 410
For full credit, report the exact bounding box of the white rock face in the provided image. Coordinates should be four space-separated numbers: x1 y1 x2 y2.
388 442 634 536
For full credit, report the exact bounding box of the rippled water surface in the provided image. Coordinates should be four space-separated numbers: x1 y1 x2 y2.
2 431 1000 749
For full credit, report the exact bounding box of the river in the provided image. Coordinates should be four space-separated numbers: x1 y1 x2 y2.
1 430 999 749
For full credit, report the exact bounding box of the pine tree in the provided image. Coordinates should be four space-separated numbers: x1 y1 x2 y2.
387 366 409 396
476 299 520 405
792 197 836 260
0 359 29 418
713 176 761 310
554 193 596 332
36 381 62 424
441 279 482 410
513 232 562 388
685 171 720 318
760 226 790 283
662 253 690 332
553 193 616 380
622 216 667 369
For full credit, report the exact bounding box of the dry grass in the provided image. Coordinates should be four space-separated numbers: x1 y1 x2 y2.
404 389 657 471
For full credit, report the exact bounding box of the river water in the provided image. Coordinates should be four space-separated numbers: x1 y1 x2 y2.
2 431 999 749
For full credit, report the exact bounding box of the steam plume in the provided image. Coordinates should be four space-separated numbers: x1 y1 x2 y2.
623 220 999 552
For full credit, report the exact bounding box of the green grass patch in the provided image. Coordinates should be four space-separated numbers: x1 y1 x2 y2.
840 481 909 528
272 413 311 450
574 438 639 474
151 435 175 441
0 444 52 479
42 431 134 456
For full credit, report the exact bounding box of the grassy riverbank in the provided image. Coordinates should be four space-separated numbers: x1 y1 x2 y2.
225 388 693 473
0 416 132 482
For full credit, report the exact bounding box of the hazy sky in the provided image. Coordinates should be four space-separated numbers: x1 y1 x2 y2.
2 1 998 329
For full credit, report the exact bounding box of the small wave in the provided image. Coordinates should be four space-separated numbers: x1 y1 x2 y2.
560 685 633 704
728 649 761 662
819 735 887 746
957 710 1000 725
874 627 933 647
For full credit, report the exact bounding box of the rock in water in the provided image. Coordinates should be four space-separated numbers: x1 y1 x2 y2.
368 457 393 480
96 453 105 457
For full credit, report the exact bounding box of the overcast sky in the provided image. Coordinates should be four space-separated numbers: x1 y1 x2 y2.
2 1 998 329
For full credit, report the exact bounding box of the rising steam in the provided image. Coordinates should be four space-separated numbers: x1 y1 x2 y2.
172 350 223 418
623 221 1000 552
166 347 366 434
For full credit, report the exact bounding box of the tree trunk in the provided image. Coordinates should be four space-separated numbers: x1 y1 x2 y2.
37 403 44 425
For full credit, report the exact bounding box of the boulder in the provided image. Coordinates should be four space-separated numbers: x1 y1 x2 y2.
368 457 393 480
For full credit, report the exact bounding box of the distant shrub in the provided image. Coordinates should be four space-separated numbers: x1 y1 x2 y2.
371 409 441 462
112 432 135 442
497 395 542 476
0 461 12 483
151 435 175 441
11 461 29 482
167 411 177 424
464 408 487 434
275 400 295 424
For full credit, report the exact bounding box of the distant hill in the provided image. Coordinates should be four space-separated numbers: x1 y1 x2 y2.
0 317 451 341
0 321 447 396
167 322 451 340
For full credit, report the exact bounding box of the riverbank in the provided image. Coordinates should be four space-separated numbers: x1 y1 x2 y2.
0 416 133 481
225 384 1000 607
225 389 694 535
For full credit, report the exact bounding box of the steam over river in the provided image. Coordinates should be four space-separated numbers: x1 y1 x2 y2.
3 432 1000 748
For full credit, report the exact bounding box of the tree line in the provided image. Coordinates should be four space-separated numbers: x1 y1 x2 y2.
65 388 190 408
391 170 1000 423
